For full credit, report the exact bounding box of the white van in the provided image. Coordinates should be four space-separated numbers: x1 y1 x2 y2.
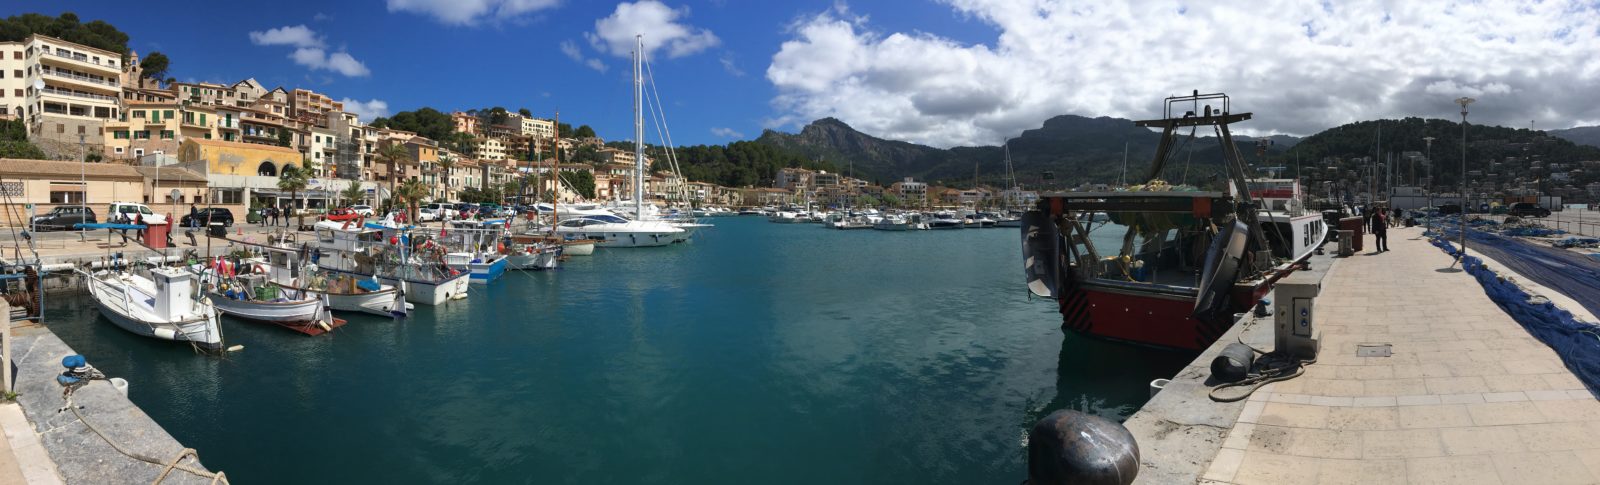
107 202 167 225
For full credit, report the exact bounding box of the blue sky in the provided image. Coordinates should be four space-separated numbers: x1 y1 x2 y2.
3 1 993 147
10 1 1600 150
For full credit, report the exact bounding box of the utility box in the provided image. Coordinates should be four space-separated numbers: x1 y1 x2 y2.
1338 217 1364 252
1337 230 1354 256
1274 271 1322 360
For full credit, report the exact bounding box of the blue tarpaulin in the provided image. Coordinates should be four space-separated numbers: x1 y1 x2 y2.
74 223 146 230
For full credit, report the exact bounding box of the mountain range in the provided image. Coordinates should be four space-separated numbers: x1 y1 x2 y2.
752 115 1293 188
1549 126 1600 149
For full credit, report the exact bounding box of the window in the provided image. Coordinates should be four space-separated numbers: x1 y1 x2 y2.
0 182 21 197
199 114 206 125
204 133 212 139
113 131 128 139
114 147 123 154
56 124 63 134
163 110 174 119
50 188 84 204
160 130 174 139
77 125 85 135
132 110 145 119
136 131 149 139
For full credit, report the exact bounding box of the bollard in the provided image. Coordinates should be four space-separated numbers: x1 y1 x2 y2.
1027 409 1139 485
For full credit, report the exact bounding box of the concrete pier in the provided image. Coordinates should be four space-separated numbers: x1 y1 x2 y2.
1126 226 1600 484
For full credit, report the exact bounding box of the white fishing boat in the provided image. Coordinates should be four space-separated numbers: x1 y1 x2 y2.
834 216 873 230
82 265 224 352
202 271 343 335
1243 178 1329 262
237 240 413 318
312 220 471 305
504 235 564 270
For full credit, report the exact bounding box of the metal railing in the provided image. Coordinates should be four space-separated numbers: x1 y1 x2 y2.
40 87 116 102
43 69 118 87
44 50 117 70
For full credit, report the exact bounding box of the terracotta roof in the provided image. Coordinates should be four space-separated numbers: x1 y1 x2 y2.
0 158 143 179
184 137 301 155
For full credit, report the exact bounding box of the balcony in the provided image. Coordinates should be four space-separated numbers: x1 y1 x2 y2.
42 68 119 89
39 87 117 102
40 50 120 74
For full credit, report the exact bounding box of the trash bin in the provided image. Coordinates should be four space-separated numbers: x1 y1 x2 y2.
144 222 170 249
208 222 226 238
1338 216 1364 252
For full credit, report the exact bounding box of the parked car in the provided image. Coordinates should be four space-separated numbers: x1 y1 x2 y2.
1508 202 1551 218
180 208 235 227
30 206 96 231
350 205 376 217
107 202 166 225
419 203 457 222
320 207 362 222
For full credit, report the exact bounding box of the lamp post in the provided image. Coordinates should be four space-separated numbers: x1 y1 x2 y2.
1456 96 1475 263
78 133 86 235
1423 136 1435 192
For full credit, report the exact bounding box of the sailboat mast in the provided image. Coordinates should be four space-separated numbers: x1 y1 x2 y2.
633 35 645 219
552 111 560 224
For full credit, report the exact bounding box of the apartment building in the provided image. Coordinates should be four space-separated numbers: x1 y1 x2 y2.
776 167 814 190
103 100 179 160
0 35 124 160
476 137 507 161
597 147 637 166
452 111 478 135
289 88 342 128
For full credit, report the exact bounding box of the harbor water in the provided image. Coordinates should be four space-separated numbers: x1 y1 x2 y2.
44 216 1191 484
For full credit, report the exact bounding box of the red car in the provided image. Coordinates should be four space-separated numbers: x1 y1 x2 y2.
320 208 363 222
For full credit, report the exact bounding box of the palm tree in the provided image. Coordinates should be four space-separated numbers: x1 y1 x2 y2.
277 164 309 227
340 180 366 207
436 155 457 202
376 144 411 213
396 179 429 225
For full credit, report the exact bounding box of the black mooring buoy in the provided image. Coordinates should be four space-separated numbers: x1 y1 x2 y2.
1027 409 1139 485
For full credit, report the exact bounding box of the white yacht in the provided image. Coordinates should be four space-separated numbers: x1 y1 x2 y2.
552 214 685 248
769 211 806 223
929 212 966 229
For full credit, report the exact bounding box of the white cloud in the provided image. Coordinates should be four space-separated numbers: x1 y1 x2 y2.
290 48 371 77
386 0 561 26
767 1 1600 148
711 127 744 138
719 54 744 77
251 25 370 77
560 39 608 73
340 98 390 121
248 25 323 48
587 1 719 59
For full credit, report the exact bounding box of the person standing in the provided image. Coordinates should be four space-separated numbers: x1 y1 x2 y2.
1372 207 1389 252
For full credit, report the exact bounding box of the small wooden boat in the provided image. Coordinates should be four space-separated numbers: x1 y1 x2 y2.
204 272 344 336
503 235 564 270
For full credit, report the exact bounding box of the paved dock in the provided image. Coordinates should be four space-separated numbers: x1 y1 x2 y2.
1199 227 1600 484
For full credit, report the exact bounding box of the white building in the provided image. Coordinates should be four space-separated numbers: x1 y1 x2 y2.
0 35 124 160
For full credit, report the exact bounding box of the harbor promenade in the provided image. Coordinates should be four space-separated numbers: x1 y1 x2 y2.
1199 226 1600 484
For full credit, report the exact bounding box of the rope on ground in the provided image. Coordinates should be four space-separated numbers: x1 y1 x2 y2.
60 390 229 484
1209 317 1317 402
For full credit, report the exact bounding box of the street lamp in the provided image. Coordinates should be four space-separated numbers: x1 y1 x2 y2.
78 133 86 236
1423 136 1435 192
1456 96 1475 263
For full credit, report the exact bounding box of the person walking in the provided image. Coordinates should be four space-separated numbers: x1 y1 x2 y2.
269 206 279 226
1372 207 1389 252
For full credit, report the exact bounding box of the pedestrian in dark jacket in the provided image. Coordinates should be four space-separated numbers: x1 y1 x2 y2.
1372 209 1389 252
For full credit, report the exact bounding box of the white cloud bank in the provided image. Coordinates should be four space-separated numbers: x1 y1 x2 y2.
588 1 719 59
561 39 608 73
767 1 1600 148
710 127 744 138
340 98 391 121
249 25 370 77
386 0 562 26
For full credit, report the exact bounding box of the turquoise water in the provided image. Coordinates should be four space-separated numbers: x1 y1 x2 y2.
45 217 1191 484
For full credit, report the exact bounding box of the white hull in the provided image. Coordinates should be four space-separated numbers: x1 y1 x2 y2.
325 268 470 305
208 292 324 324
507 246 562 270
562 241 595 256
1261 211 1328 262
324 288 412 318
84 271 223 351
